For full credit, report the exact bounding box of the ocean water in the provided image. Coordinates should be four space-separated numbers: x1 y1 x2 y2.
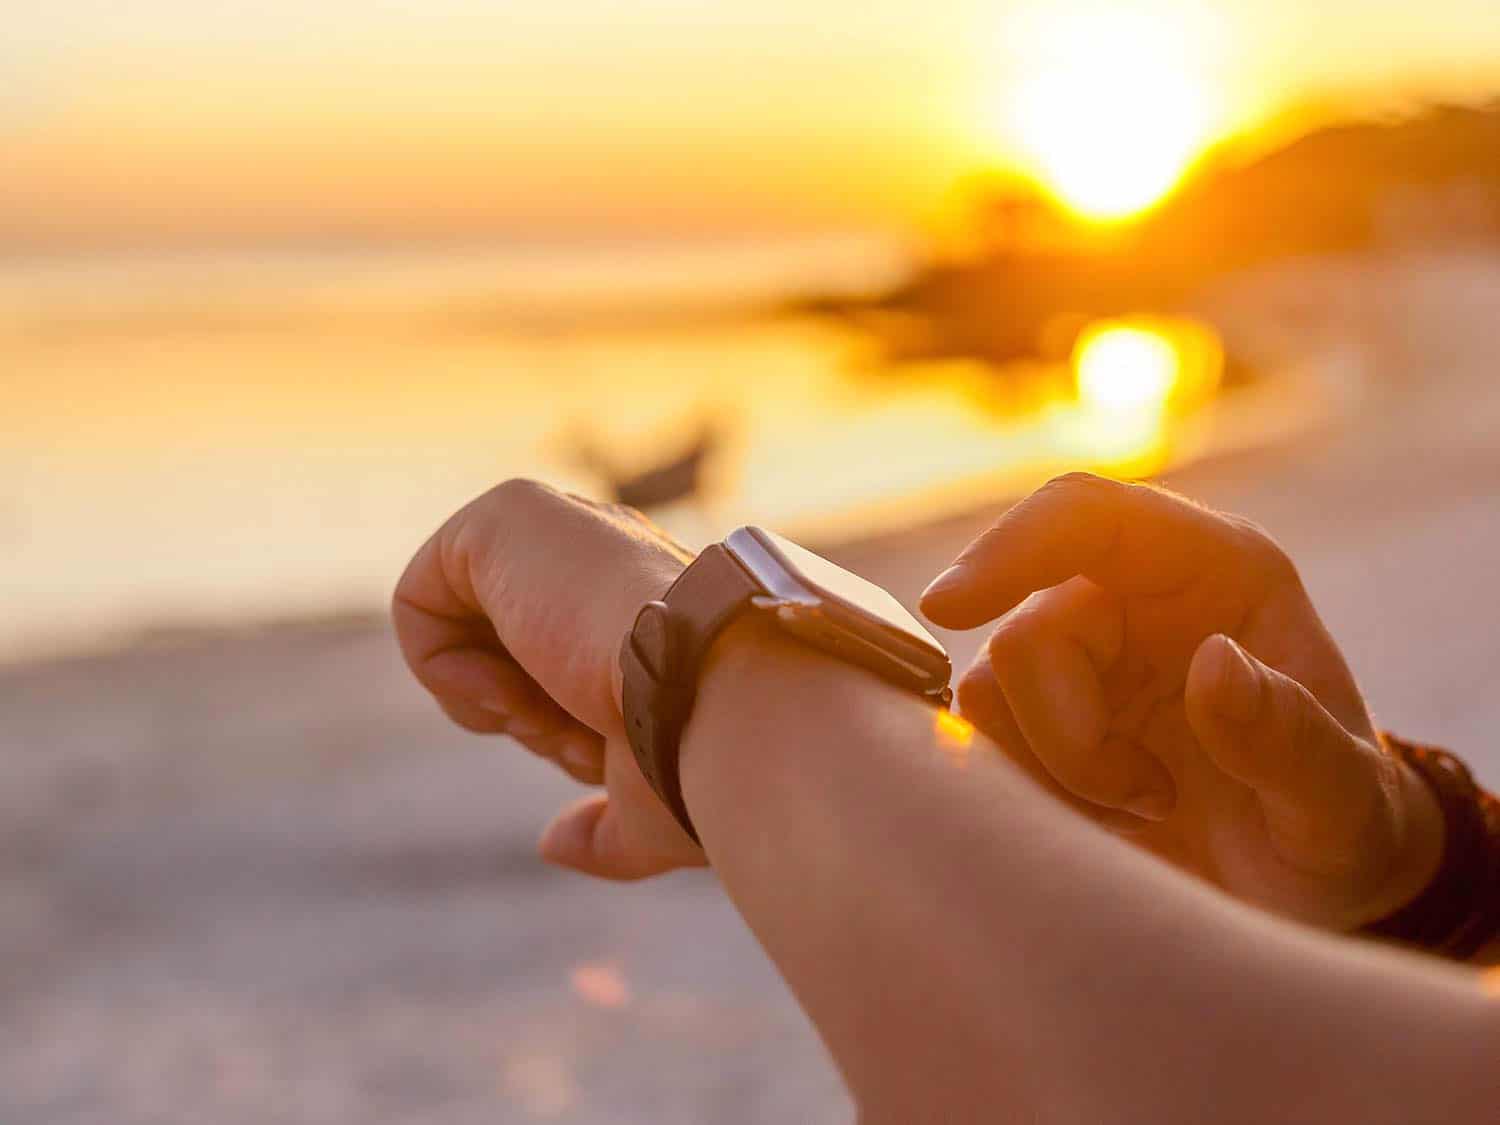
0 241 1283 662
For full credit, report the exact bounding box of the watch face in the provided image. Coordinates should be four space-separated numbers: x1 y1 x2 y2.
724 526 951 694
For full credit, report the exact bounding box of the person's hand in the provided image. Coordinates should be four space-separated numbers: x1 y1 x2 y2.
921 472 1442 930
392 479 704 879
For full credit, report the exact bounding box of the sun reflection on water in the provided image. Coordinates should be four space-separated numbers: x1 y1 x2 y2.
1 265 1231 659
1057 316 1223 477
1076 325 1179 412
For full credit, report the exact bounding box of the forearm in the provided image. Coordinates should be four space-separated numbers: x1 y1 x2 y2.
683 624 1061 1116
680 624 1500 1122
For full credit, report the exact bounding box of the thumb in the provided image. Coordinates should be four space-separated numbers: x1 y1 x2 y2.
1185 634 1399 877
537 795 691 881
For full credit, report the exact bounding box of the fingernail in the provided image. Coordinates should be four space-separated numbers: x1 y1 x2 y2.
1213 636 1262 724
921 564 965 604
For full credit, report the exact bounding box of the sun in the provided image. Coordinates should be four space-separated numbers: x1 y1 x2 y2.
989 5 1220 222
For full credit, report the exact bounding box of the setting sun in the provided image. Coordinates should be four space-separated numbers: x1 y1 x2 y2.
993 4 1222 221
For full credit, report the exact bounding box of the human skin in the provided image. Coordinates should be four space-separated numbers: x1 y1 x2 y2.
393 479 1499 1122
921 472 1447 932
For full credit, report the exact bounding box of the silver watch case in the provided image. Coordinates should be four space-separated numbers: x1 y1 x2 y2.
724 526 952 703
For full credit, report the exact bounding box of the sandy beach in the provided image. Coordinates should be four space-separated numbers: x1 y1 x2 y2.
4 255 1499 1124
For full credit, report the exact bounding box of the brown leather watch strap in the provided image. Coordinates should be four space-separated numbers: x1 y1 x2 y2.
619 544 762 843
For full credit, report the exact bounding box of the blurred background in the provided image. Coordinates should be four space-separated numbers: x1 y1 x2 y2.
4 1 1500 1121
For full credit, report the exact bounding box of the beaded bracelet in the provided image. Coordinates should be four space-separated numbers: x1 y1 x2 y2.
1363 735 1500 960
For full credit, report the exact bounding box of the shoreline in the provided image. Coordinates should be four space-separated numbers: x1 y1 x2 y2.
0 353 1342 676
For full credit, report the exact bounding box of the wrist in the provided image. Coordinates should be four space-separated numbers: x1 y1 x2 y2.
617 527 950 845
677 615 933 850
608 558 687 717
679 616 858 775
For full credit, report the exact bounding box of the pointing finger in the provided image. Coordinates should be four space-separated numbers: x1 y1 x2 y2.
921 473 1288 629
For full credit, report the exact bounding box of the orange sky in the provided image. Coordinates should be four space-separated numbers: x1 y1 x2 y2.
5 0 1500 249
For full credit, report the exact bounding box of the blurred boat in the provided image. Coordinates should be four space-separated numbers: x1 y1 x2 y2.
569 424 719 511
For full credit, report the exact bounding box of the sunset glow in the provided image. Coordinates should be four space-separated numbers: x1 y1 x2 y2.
6 2 1500 244
995 4 1222 220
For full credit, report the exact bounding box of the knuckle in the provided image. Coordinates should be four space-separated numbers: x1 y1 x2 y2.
954 681 984 719
1041 748 1114 804
985 595 1057 673
1282 676 1316 751
956 662 998 713
965 473 1112 560
488 476 552 509
986 617 1031 675
458 478 567 563
1226 515 1298 584
1029 471 1110 510
391 552 424 606
1013 471 1109 519
1049 470 1109 492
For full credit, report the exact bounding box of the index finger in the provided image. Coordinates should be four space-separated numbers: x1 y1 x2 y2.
919 473 1277 629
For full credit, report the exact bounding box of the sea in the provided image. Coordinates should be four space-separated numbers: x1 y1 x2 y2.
0 236 1293 663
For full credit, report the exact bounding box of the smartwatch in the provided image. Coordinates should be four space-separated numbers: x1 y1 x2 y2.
619 526 953 842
